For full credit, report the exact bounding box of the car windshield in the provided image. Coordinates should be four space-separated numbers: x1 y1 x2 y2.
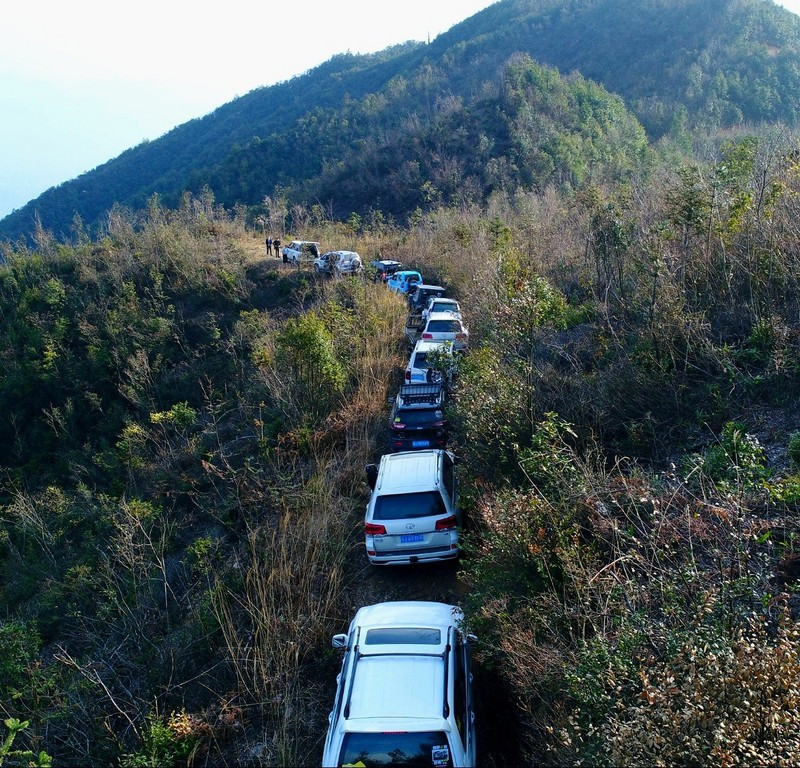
431 302 457 312
365 628 441 645
373 491 447 520
426 320 461 333
338 731 454 767
394 408 444 427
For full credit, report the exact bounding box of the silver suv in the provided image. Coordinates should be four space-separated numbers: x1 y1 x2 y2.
364 449 460 565
322 601 477 767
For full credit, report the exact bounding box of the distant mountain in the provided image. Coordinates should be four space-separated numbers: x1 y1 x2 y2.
3 0 800 242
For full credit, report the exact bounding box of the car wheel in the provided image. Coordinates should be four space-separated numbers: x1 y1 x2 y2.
427 369 444 384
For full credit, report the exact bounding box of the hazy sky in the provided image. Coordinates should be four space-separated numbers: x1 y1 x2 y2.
2 0 799 219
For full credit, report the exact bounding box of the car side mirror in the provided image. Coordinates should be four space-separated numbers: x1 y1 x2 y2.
387 396 396 404
331 634 347 648
365 463 378 490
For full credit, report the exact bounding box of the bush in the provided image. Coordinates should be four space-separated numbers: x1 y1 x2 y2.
560 613 800 767
684 421 768 493
788 431 800 471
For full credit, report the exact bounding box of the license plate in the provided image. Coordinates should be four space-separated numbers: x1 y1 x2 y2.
412 440 430 447
400 533 424 543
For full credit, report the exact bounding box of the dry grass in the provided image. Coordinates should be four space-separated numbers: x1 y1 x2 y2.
208 275 408 765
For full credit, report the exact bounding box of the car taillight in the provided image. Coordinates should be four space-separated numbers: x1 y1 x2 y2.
392 423 406 430
456 333 467 340
404 370 411 381
435 515 458 531
365 522 387 535
422 333 433 339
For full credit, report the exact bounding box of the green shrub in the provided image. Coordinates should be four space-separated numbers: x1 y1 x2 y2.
788 432 800 471
0 718 52 768
685 421 768 492
119 712 197 768
559 614 800 767
0 622 40 698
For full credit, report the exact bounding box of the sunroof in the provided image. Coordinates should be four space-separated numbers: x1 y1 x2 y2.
364 628 441 645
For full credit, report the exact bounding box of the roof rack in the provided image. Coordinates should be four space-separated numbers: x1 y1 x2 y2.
398 383 444 405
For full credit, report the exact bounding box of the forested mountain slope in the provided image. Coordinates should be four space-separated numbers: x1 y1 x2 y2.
2 0 800 242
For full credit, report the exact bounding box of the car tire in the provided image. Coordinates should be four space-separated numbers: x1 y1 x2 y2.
427 369 444 384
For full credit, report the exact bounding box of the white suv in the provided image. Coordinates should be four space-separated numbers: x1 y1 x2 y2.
421 311 469 351
423 297 462 321
405 339 457 385
281 240 321 264
314 250 363 275
364 449 460 565
322 601 477 768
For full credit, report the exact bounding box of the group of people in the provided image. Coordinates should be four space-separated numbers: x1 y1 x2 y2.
265 235 282 257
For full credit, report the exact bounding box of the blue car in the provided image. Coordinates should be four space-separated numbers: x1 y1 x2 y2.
386 270 423 294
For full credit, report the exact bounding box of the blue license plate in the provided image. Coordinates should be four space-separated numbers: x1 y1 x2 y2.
400 533 424 543
412 440 430 448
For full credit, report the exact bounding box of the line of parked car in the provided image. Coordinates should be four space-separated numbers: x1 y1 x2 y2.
322 266 477 768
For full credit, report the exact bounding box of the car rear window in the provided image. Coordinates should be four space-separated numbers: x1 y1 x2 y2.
338 731 454 767
373 491 447 520
426 320 461 333
411 352 430 369
394 408 444 427
365 628 441 645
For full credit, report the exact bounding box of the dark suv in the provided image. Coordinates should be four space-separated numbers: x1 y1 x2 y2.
388 384 448 451
408 284 446 312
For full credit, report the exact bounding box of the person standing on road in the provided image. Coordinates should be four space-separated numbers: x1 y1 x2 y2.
273 237 282 260
266 235 273 256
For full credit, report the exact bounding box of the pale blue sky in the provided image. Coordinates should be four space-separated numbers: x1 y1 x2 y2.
1 0 798 219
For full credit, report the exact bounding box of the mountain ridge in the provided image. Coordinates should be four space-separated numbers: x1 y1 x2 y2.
2 0 800 242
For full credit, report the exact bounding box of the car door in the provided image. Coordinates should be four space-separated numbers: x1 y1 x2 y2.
442 452 458 518
461 634 477 766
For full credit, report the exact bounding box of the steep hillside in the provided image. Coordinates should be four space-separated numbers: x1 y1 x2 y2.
2 0 800 242
3 129 800 764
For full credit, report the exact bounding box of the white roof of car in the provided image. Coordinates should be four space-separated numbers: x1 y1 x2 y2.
347 656 445 721
353 601 460 628
376 450 441 492
412 339 452 353
344 601 460 723
426 311 464 323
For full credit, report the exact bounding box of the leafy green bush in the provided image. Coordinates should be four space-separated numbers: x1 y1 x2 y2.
0 623 40 698
559 613 800 767
0 718 52 768
119 712 198 768
788 431 800 471
273 311 346 424
685 421 768 493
